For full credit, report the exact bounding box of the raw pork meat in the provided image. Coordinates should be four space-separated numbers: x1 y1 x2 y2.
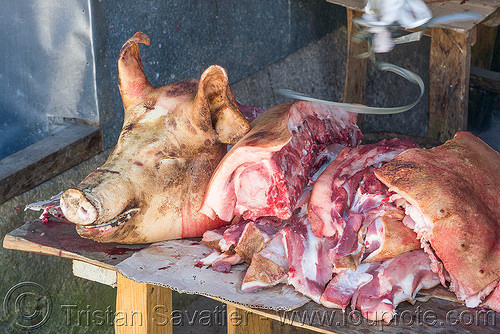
200 101 361 222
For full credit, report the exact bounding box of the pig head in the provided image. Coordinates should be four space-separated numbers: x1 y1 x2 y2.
60 32 250 244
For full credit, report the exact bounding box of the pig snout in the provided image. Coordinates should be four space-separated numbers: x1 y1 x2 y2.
60 171 134 226
60 189 98 225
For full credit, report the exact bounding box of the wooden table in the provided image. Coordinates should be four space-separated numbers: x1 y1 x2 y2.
4 219 499 333
328 0 500 142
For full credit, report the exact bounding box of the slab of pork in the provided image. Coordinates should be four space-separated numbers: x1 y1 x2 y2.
375 132 500 310
352 250 440 322
308 138 418 238
308 139 420 271
200 101 361 223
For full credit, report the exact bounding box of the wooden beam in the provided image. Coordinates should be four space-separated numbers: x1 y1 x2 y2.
227 303 317 334
115 273 172 334
344 9 368 130
0 123 102 204
470 66 500 94
428 28 471 142
72 260 117 287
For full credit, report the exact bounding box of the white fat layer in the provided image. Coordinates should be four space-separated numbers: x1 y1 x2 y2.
261 235 288 269
241 280 274 293
466 296 481 308
242 273 288 293
337 264 374 292
198 249 222 266
303 224 322 282
320 299 343 309
234 160 272 214
402 203 433 239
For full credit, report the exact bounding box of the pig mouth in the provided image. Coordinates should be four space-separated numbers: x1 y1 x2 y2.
80 208 140 231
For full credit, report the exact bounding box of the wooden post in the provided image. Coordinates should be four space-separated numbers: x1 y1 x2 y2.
428 28 472 142
344 9 368 131
471 24 498 69
115 273 172 334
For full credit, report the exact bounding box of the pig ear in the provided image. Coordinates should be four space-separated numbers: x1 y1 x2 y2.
196 65 250 144
118 32 153 111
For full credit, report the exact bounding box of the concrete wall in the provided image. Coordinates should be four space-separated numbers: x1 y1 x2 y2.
93 0 346 148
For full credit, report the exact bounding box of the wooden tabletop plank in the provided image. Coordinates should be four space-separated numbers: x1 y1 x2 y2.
3 220 148 270
4 220 499 333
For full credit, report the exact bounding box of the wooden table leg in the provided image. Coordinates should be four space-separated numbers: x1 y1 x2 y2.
227 303 273 334
428 28 472 142
115 273 172 334
344 9 368 131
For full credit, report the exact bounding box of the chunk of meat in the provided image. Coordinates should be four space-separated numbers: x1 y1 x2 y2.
281 216 338 303
200 216 286 274
309 138 418 238
352 250 440 323
241 234 289 293
320 262 378 310
363 210 420 263
308 139 420 273
198 249 243 272
57 32 252 243
200 101 361 223
375 132 500 307
201 226 227 251
212 252 243 273
219 221 249 252
197 249 222 266
235 219 282 263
